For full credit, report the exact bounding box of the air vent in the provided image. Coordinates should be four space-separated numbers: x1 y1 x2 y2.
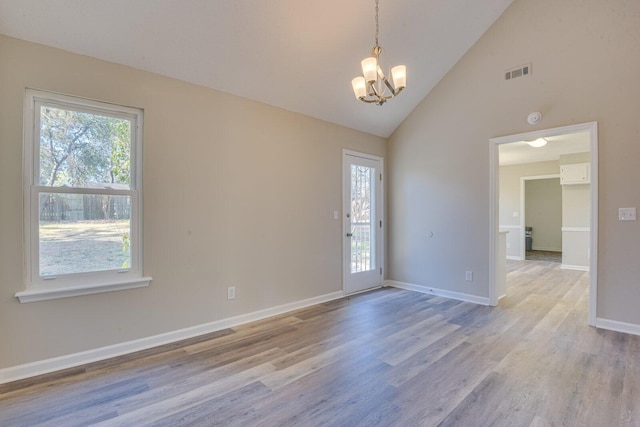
505 64 531 80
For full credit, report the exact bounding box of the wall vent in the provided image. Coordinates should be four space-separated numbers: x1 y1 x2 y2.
505 64 531 80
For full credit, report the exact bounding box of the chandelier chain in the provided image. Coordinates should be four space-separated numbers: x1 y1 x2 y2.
375 0 379 47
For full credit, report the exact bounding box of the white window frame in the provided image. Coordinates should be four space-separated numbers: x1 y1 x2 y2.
16 89 151 303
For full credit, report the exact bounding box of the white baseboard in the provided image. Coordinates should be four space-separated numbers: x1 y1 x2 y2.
561 264 590 272
596 318 640 336
506 256 524 261
385 280 490 306
0 290 345 385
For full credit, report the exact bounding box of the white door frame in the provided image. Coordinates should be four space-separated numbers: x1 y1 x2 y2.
489 122 598 326
342 150 384 295
520 174 561 258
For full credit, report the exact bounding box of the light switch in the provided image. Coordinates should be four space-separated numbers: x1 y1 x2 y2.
333 210 338 220
619 207 636 221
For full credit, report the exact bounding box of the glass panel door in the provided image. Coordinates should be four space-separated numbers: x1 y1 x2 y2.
344 153 382 294
351 164 375 273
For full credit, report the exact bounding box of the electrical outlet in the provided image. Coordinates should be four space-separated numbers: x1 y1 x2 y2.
227 286 236 300
465 271 473 282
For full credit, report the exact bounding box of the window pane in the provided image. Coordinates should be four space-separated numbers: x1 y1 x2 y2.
39 106 131 189
39 193 132 276
350 165 375 273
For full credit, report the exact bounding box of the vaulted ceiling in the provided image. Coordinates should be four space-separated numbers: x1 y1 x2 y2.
0 0 514 137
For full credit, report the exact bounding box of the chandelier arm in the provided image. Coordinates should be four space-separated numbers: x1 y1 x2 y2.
362 92 394 103
366 81 377 97
372 83 386 100
381 76 396 95
368 80 382 98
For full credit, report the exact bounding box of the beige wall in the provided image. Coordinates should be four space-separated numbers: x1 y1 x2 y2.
387 0 640 325
562 231 590 268
559 153 591 228
560 152 590 165
562 185 590 229
499 161 559 226
560 153 591 268
525 178 562 252
0 35 385 369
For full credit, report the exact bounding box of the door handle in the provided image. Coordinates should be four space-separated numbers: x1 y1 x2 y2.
346 233 353 237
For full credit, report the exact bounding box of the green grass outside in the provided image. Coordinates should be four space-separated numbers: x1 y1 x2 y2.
39 220 130 276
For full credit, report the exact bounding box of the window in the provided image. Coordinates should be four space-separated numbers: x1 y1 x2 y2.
16 89 150 303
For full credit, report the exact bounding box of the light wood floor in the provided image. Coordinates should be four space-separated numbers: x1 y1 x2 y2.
1 260 639 426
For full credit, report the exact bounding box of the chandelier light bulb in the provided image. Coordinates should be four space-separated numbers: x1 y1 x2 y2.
352 77 367 99
391 65 406 90
361 57 378 83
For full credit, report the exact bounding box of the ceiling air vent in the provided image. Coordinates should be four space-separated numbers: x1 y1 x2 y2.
505 64 531 81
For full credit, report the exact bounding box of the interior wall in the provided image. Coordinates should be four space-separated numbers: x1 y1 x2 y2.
560 153 591 268
561 185 590 228
0 35 386 369
560 153 591 228
387 0 640 326
499 161 559 227
525 178 562 252
559 152 590 165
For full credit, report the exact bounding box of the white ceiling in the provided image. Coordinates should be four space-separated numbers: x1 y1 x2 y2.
499 132 591 166
0 0 514 138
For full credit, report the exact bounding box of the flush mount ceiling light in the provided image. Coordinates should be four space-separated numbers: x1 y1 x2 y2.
351 0 406 105
526 137 548 148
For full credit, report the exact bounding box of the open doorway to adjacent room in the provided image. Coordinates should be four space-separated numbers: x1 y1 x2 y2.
489 122 598 325
523 176 562 262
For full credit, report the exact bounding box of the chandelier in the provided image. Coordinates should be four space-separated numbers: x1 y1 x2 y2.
351 0 406 105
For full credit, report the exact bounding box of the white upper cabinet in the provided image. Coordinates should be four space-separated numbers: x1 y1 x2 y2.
560 163 590 185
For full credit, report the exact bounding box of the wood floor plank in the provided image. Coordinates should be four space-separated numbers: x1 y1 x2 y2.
385 329 469 388
2 260 639 426
106 347 286 419
252 343 391 426
149 381 271 427
95 363 277 427
379 318 460 366
261 334 375 390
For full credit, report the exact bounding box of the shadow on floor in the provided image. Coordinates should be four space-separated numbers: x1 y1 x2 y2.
525 250 561 262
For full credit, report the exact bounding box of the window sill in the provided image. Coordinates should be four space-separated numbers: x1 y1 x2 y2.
15 277 152 303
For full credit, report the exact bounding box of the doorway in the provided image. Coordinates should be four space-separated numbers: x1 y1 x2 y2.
489 122 598 325
523 176 562 262
343 150 383 295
